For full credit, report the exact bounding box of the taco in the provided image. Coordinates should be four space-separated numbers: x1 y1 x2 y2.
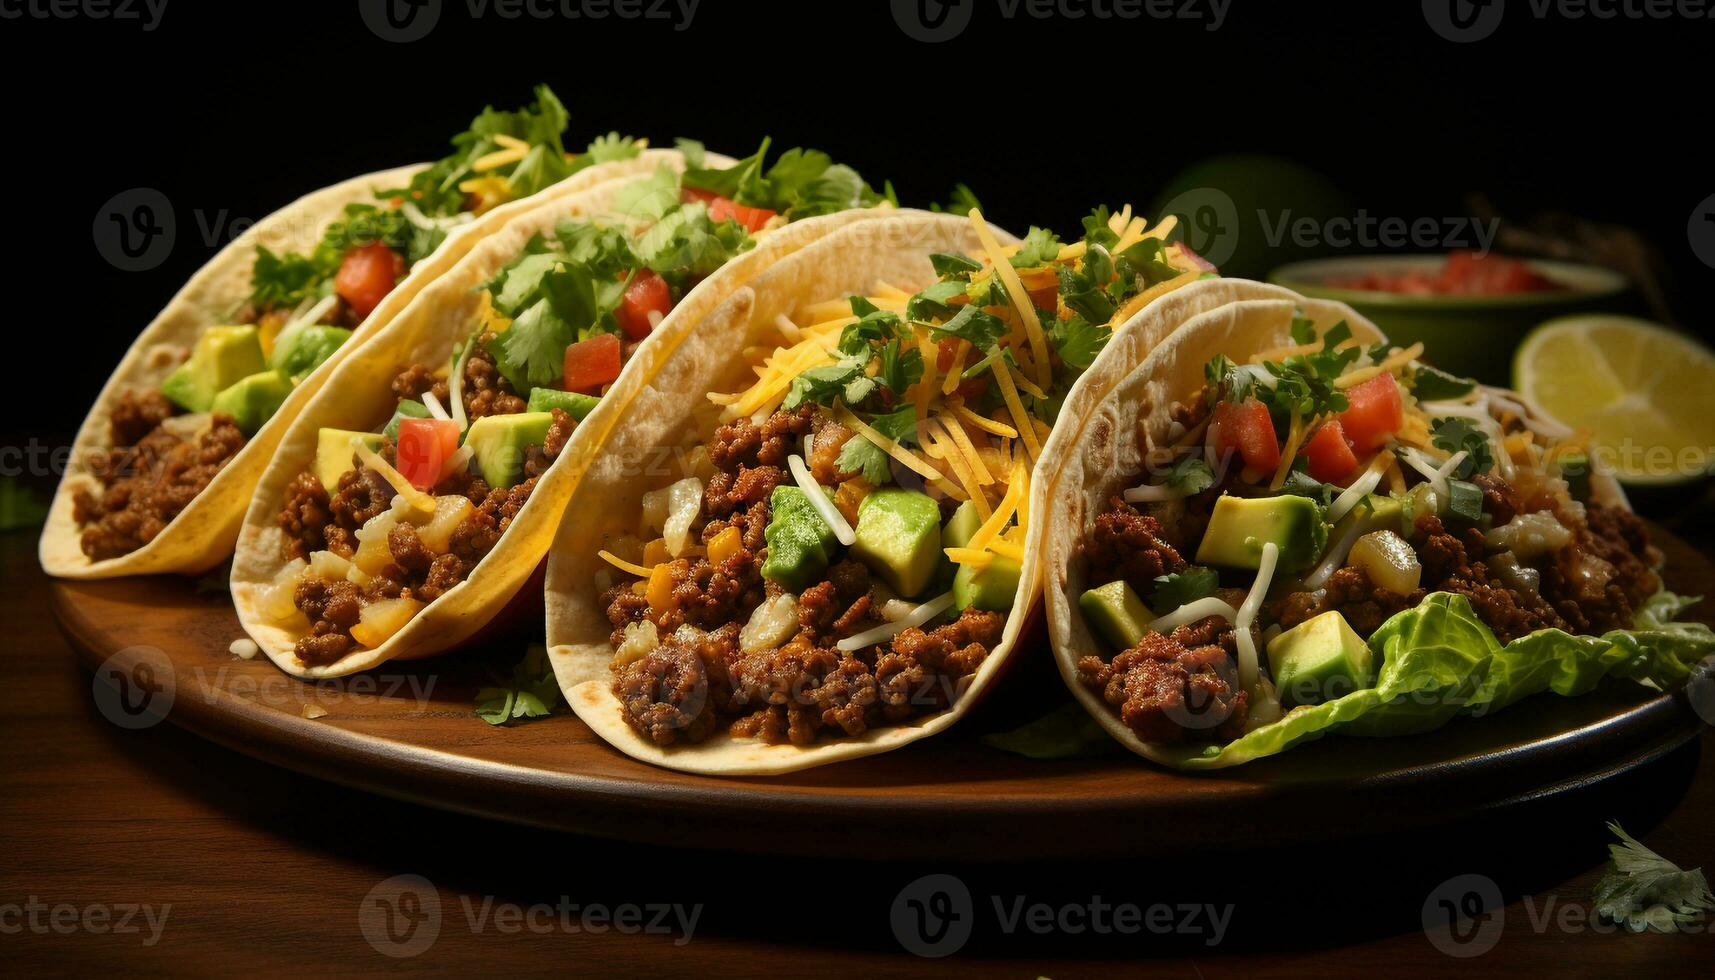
43 85 655 578
1037 279 1715 769
231 141 892 677
544 205 1216 775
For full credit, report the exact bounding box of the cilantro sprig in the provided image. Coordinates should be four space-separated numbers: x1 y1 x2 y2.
1430 417 1494 479
677 137 890 220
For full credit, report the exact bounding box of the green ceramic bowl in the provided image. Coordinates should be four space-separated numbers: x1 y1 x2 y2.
1269 255 1632 384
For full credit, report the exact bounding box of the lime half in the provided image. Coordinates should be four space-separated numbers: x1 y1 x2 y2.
1514 315 1715 486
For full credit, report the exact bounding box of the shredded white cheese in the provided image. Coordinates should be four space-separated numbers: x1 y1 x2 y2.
1123 481 1194 504
421 391 451 421
787 454 856 546
837 592 955 652
449 338 473 433
1149 596 1240 635
1328 454 1388 524
1233 542 1280 692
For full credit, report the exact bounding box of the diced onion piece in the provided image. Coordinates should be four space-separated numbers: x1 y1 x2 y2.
1328 452 1390 524
740 594 801 654
1232 542 1279 692
352 511 399 576
788 454 856 546
837 591 954 653
611 620 659 667
640 485 671 533
660 476 703 557
349 597 424 648
1485 511 1572 560
417 495 475 554
309 550 353 581
421 391 451 421
1488 552 1542 595
1149 596 1241 635
262 558 308 621
1123 481 1192 504
1349 530 1421 595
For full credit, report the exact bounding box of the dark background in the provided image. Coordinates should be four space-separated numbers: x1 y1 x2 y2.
3 0 1712 439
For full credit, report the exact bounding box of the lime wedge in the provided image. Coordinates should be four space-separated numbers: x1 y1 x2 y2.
1514 315 1715 485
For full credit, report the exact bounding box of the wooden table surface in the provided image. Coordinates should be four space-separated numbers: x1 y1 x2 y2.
5 530 1712 977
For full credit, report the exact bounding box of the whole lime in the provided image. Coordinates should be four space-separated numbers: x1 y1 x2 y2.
1149 154 1353 281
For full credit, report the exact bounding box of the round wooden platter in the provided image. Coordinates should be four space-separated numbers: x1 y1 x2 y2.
52 524 1713 862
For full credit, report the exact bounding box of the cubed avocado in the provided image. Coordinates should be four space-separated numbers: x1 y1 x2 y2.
1266 610 1375 707
464 411 555 489
1556 451 1591 501
526 388 601 421
851 488 943 599
210 370 293 435
955 555 1020 612
1079 580 1154 650
384 400 431 441
1196 494 1327 574
160 325 266 412
943 499 982 549
315 428 384 492
268 323 352 382
1332 493 1404 543
760 485 838 591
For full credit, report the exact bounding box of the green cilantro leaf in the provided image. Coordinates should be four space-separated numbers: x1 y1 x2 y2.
930 183 983 215
1165 456 1216 496
930 252 983 277
932 303 1009 350
1010 227 1063 269
1593 821 1715 933
835 435 893 486
475 644 563 726
1047 315 1108 371
1149 566 1219 615
1430 417 1494 479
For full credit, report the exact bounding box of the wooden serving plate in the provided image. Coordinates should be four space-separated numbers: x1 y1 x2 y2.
52 524 1714 861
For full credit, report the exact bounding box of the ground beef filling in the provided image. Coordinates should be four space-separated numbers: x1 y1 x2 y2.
1079 473 1663 744
72 390 246 561
607 407 1007 747
1076 623 1251 744
277 402 571 667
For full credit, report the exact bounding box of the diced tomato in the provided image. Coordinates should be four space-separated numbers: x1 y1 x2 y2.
615 269 673 340
562 333 623 394
395 417 460 491
1337 374 1404 452
682 186 776 233
1214 398 1280 476
333 242 407 320
1303 420 1359 485
954 376 988 401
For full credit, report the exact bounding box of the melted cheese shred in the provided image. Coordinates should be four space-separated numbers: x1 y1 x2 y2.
967 209 1051 390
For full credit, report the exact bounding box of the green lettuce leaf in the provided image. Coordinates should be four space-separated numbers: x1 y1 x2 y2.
1155 591 1715 769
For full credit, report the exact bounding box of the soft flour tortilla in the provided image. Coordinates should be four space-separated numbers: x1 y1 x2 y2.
233 167 894 679
1034 279 1626 766
43 151 674 580
544 212 1062 776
